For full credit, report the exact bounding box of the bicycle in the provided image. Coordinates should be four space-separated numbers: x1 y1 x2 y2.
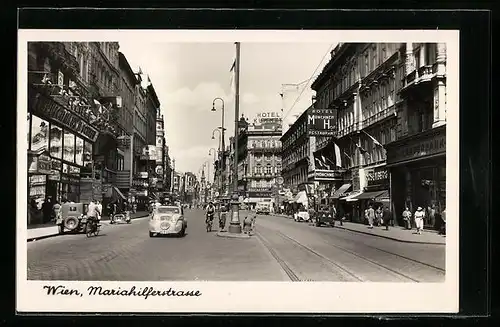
86 217 101 237
206 214 214 232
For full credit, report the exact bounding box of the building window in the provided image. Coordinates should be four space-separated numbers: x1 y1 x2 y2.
63 130 75 163
49 124 63 159
75 136 84 166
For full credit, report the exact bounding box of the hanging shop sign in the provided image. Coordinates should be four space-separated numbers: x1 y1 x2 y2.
308 169 342 181
156 148 163 164
386 127 446 165
307 108 337 136
248 191 272 198
132 179 149 188
155 165 164 176
366 167 389 187
136 172 148 179
140 145 157 161
28 152 52 175
352 169 361 191
31 93 99 142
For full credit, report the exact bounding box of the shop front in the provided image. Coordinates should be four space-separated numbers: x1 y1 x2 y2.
27 89 99 224
386 125 446 229
245 189 273 210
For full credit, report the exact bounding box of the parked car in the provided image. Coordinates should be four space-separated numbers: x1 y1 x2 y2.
149 205 187 237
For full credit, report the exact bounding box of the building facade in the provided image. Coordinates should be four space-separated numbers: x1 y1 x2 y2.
240 113 283 208
27 42 101 224
385 43 447 229
310 42 405 222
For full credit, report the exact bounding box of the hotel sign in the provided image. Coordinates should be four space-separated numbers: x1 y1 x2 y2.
255 112 282 124
307 108 337 136
32 93 99 142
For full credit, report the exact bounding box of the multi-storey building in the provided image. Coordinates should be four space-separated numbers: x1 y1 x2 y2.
132 71 148 174
115 51 137 195
27 42 101 223
242 113 282 208
280 107 312 196
310 43 405 222
385 43 447 229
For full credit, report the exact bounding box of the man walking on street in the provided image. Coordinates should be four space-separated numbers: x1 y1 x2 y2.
402 206 412 229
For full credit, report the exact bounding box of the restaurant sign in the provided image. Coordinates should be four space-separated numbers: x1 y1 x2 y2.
307 108 337 136
32 93 99 142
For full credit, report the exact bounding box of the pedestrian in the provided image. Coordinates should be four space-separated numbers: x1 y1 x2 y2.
367 204 375 228
52 200 61 223
96 200 103 221
383 206 391 230
375 205 383 227
440 208 446 235
402 206 412 230
42 197 52 224
414 206 425 234
428 204 436 230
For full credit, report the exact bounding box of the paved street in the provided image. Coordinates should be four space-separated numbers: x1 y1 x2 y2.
27 209 445 282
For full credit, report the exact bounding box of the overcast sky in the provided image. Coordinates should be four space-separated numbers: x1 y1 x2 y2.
118 41 334 180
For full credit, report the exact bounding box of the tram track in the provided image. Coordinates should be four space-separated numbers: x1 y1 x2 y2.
256 227 364 282
256 221 442 282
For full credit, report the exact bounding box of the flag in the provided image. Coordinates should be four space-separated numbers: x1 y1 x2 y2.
320 155 331 169
362 130 383 147
229 58 236 96
343 151 353 166
314 157 326 169
356 141 368 154
333 143 342 168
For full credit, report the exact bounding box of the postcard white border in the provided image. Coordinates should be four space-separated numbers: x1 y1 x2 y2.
17 29 459 313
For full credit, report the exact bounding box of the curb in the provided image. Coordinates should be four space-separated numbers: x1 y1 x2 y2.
333 225 446 245
216 231 252 239
27 214 149 242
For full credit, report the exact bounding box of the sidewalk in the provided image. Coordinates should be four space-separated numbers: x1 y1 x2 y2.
26 211 150 242
269 213 445 245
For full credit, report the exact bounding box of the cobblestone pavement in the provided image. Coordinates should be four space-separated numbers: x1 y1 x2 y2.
27 209 286 281
27 209 445 282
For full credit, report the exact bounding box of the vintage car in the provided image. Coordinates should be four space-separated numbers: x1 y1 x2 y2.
148 205 187 237
56 202 90 234
315 205 335 227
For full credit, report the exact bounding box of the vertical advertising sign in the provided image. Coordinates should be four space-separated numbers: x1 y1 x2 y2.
307 108 337 136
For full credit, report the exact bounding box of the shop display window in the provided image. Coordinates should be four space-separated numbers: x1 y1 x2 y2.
63 130 75 163
75 136 84 166
49 125 63 159
30 115 49 153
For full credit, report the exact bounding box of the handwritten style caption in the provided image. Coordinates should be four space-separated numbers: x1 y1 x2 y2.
43 285 202 299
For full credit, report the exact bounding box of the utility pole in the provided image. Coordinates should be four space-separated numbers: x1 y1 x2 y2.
228 42 242 234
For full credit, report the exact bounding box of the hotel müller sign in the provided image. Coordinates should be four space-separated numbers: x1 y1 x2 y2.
32 94 99 142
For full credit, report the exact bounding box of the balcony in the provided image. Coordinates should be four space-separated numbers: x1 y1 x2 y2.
362 105 396 128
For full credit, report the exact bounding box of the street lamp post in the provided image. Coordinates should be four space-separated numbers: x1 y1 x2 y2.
228 42 242 234
212 98 226 201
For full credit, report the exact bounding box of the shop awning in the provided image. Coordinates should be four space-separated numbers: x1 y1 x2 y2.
331 183 352 199
340 191 363 202
352 190 389 201
113 186 127 201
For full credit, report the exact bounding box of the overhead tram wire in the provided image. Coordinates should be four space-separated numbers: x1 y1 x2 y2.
282 44 336 122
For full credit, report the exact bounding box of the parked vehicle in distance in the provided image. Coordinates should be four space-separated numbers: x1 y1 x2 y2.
256 201 271 215
149 205 187 237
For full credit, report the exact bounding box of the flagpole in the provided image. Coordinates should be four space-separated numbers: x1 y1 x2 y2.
228 42 243 235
